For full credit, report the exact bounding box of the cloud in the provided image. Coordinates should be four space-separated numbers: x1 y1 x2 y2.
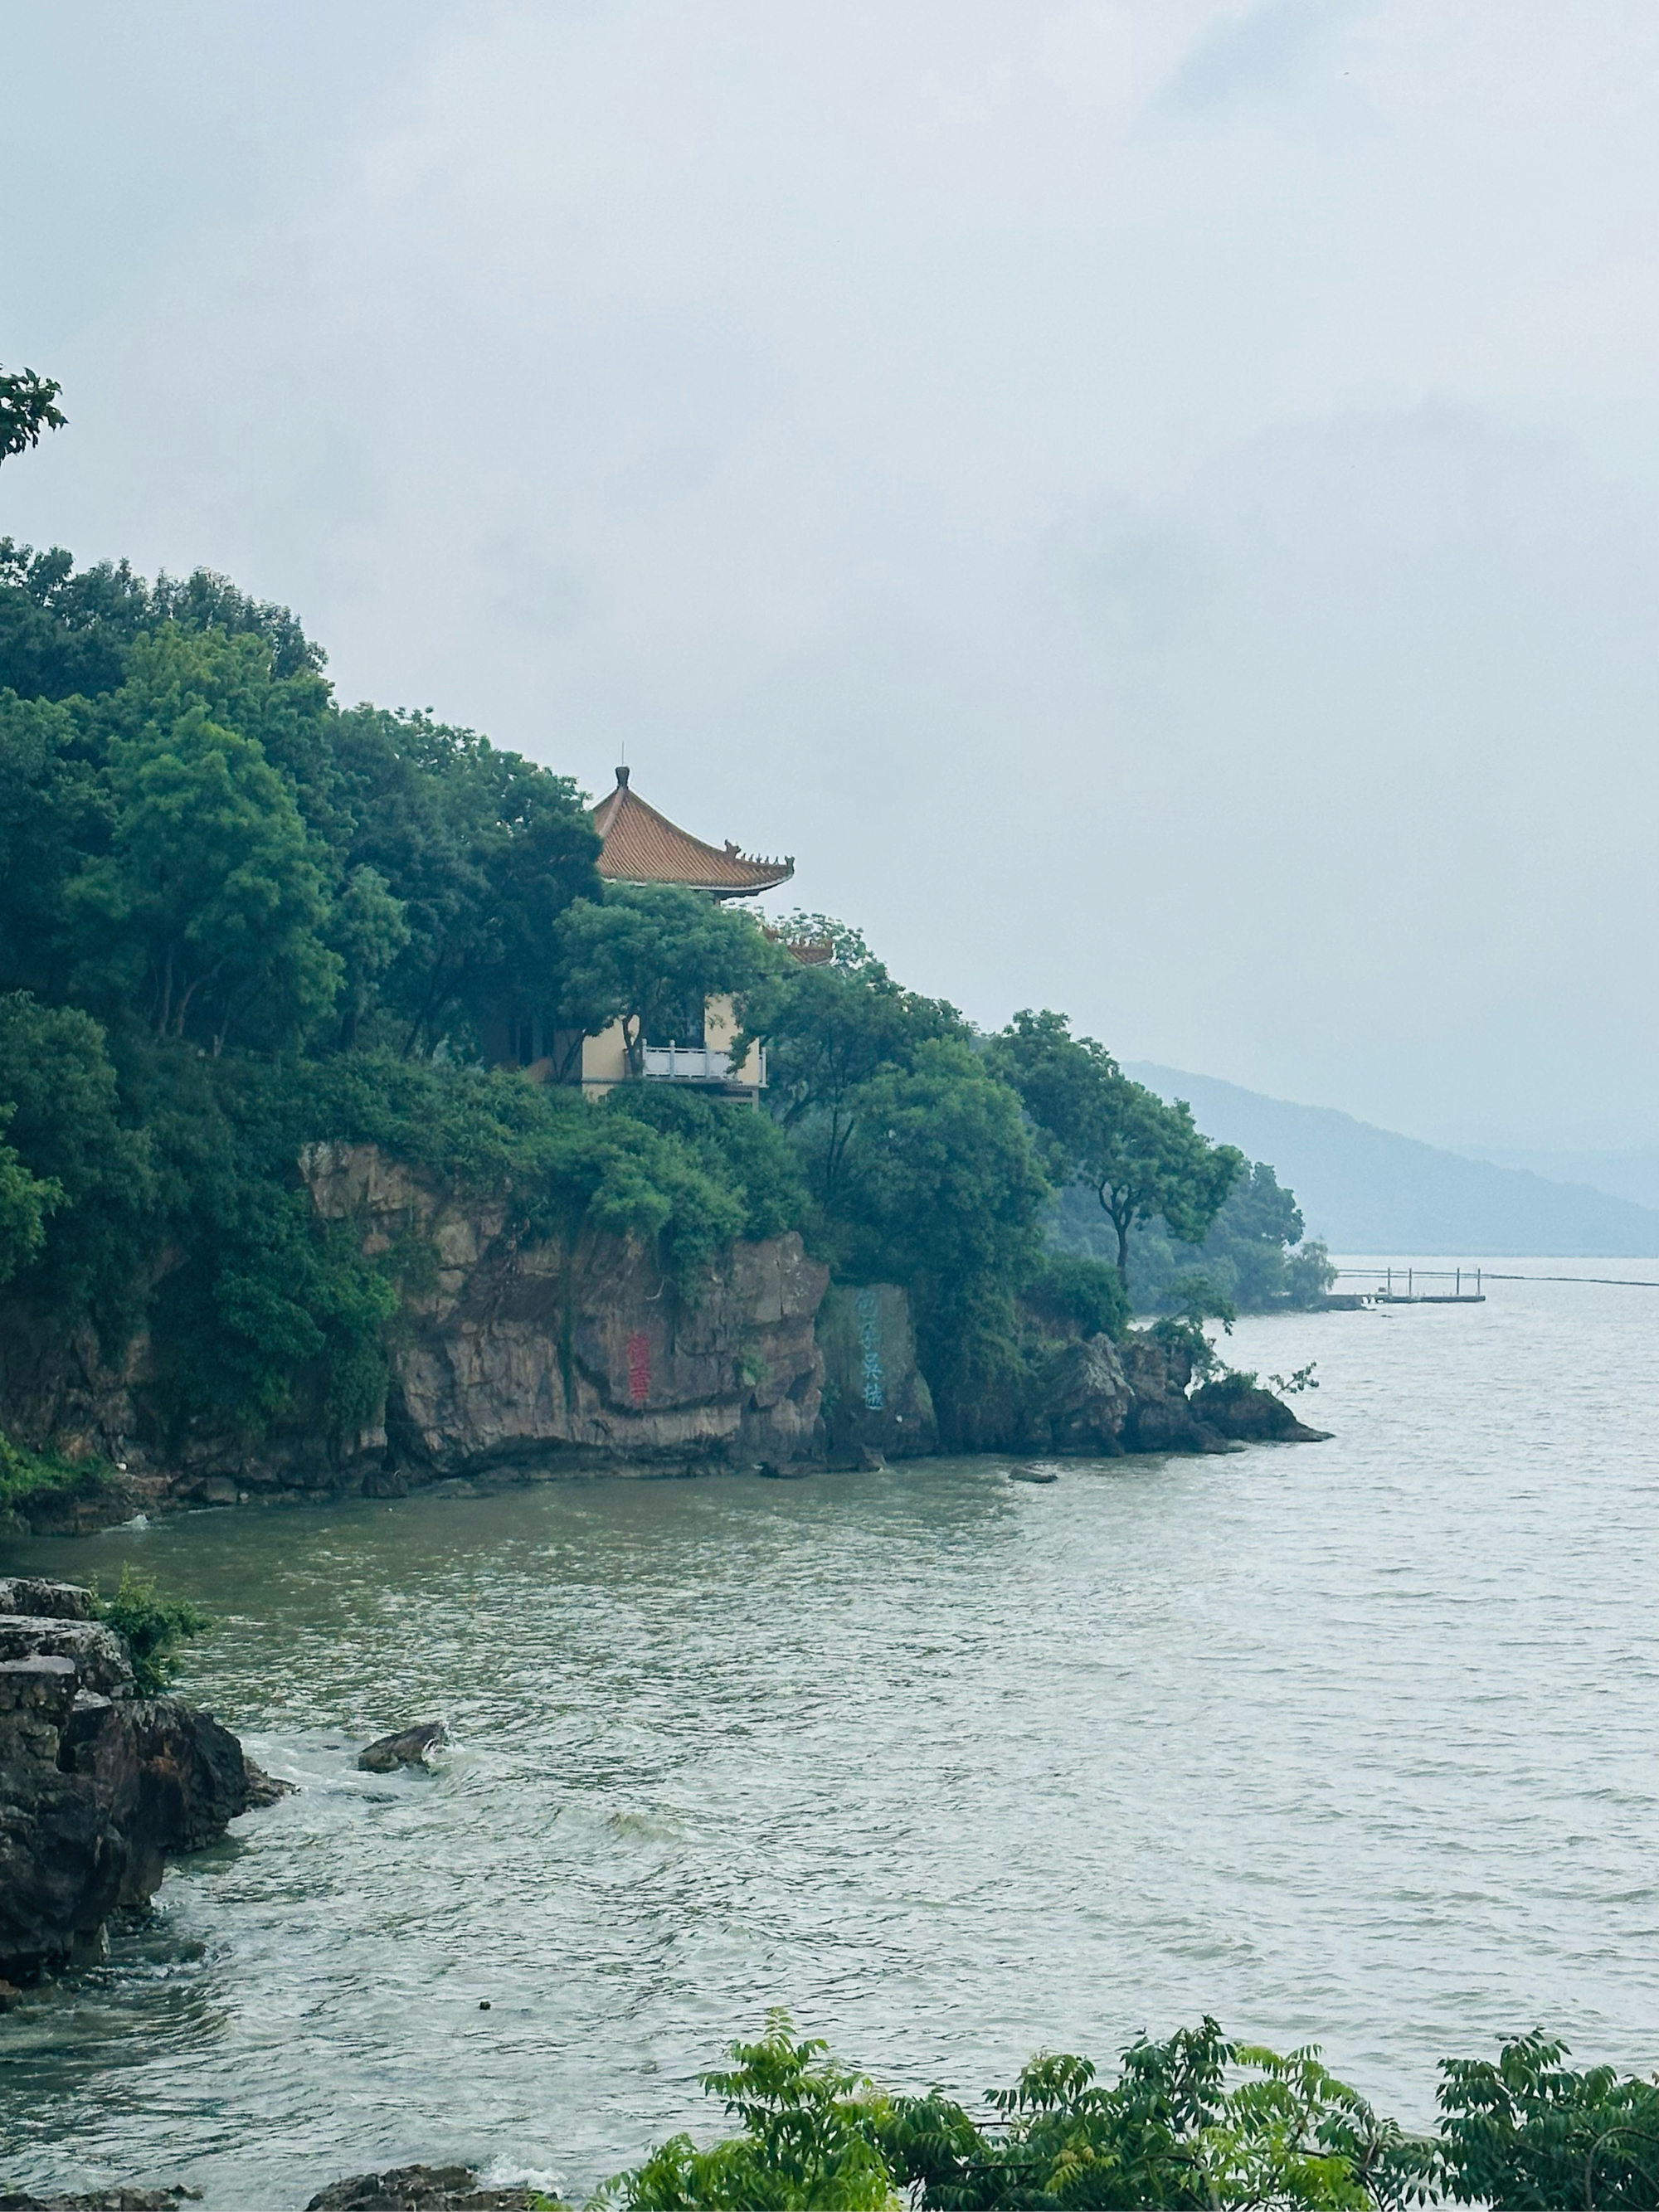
1156 0 1373 114
4 0 1654 1144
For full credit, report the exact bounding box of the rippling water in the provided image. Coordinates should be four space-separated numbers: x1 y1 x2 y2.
3 1262 1655 2205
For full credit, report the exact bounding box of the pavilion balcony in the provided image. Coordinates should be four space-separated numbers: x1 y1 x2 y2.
640 1042 766 1088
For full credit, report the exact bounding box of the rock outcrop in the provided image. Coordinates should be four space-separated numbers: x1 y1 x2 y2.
0 1582 268 1984
1190 1379 1333 1444
357 1722 445 1773
304 2167 556 2210
815 1282 937 1462
0 1144 1325 1524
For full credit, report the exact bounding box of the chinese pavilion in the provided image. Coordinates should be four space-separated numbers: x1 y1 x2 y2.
498 769 800 1100
577 767 794 1100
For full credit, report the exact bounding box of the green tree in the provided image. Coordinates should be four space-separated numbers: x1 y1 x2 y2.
0 994 153 1331
1430 2032 1659 2210
554 885 781 1076
746 914 966 1207
993 1009 1243 1286
0 367 66 464
70 700 341 1051
838 1038 1052 1440
333 707 600 1057
330 865 411 1048
596 2012 899 2211
0 1106 61 1286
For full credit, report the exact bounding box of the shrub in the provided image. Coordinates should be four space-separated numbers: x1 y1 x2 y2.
94 1563 211 1694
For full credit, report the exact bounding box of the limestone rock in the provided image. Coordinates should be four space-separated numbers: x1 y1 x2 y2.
0 1578 97 1621
0 1615 134 1699
816 1282 937 1464
1116 1331 1230 1455
1033 1334 1131 1455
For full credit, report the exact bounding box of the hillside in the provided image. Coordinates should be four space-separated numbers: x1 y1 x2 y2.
1123 1064 1659 1258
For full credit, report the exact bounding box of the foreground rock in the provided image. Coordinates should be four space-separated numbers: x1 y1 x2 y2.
305 2166 556 2210
0 1582 274 1985
0 2190 199 2210
0 2176 553 2212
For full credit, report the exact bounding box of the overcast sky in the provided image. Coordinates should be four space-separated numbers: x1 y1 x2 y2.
6 0 1655 1149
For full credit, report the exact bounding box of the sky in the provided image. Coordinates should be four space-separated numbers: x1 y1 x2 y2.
5 0 1655 1150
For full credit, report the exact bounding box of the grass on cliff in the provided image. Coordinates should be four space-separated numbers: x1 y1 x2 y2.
0 1425 114 1513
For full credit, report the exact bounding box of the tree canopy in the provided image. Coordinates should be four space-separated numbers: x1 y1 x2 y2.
991 1009 1244 1283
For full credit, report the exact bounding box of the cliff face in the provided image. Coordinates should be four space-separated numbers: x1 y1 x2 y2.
304 1141 832 1485
0 1145 876 1514
0 1145 1325 1528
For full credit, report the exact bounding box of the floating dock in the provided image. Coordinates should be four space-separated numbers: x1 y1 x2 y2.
1334 1266 1486 1305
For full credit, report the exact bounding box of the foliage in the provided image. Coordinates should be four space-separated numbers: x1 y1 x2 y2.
598 2014 1659 2211
554 884 781 1075
993 1012 1242 1285
1428 2031 1659 2209
0 1427 112 1513
0 1104 61 1286
596 2013 898 2210
0 367 66 464
831 1039 1053 1445
1268 1362 1320 1398
1284 1237 1338 1306
603 1083 811 1247
747 914 966 1207
1019 1250 1131 1341
1053 1159 1333 1316
94 1564 211 1695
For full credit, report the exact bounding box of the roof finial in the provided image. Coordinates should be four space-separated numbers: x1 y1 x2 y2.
615 762 630 788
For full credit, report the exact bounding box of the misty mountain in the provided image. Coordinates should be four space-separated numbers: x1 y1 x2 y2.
1123 1065 1659 1258
1447 1145 1659 1213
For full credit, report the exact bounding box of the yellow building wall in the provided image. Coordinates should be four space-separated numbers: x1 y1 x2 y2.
580 1020 630 1093
579 999 763 1093
704 994 764 1087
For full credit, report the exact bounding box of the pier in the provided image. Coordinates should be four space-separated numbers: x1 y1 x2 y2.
1334 1266 1485 1305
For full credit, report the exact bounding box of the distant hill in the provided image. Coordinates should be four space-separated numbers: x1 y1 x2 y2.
1448 1144 1659 1213
1122 1063 1659 1258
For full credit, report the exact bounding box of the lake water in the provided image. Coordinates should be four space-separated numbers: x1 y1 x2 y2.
3 1260 1655 2205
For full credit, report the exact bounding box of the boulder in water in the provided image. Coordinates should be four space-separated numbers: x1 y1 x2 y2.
357 1722 446 1773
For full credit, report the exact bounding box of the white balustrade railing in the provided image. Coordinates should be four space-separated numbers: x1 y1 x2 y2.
640 1043 766 1087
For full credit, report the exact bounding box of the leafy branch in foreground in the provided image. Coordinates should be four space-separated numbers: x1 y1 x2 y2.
0 365 67 464
592 2014 1659 2211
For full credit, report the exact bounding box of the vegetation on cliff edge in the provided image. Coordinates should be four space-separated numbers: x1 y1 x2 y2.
0 535 1307 1456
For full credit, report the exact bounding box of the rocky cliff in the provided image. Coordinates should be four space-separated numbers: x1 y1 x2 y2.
0 1578 272 1986
0 1145 1323 1529
0 1145 927 1518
